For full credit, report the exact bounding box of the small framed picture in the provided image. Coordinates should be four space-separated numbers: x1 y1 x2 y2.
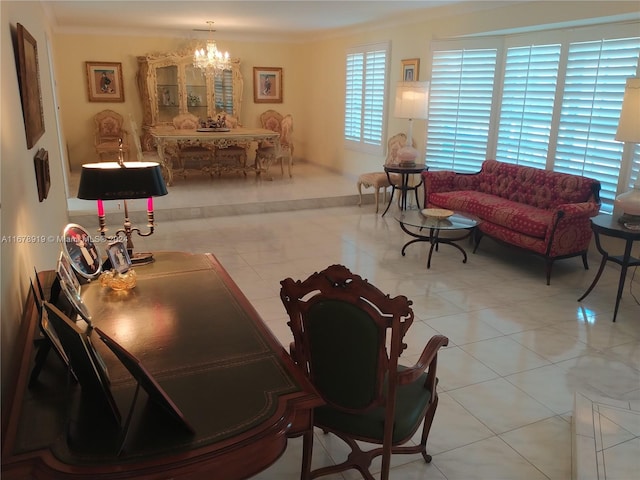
107 241 131 274
253 67 283 103
16 23 45 149
401 58 420 81
62 223 102 280
85 61 124 102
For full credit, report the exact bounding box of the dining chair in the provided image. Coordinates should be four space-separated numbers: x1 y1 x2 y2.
280 264 449 480
357 133 415 213
213 113 249 176
94 109 130 161
171 113 213 178
255 109 284 178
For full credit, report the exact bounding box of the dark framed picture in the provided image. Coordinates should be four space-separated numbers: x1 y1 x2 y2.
107 241 131 274
95 327 194 433
43 301 120 424
34 148 50 202
401 58 420 81
85 61 124 102
16 23 45 149
253 67 283 103
62 224 102 280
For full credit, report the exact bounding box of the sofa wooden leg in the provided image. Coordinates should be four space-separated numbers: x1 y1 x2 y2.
545 260 553 285
472 230 483 253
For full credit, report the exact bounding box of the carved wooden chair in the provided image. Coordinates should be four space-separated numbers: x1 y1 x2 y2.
213 114 248 176
255 109 284 178
280 264 449 480
172 113 213 178
357 133 415 213
94 109 130 161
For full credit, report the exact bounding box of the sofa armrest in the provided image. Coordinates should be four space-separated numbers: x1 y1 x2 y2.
545 201 600 255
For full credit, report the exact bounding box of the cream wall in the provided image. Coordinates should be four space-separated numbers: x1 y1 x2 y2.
1 1 70 408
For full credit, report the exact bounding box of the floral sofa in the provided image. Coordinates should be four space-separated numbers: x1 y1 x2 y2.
421 159 601 284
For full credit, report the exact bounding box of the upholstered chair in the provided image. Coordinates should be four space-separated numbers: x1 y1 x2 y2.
255 109 284 178
357 133 415 213
94 109 130 161
171 113 213 178
280 264 449 480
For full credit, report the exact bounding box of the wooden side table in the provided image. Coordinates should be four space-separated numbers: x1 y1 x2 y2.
578 214 640 322
382 163 426 216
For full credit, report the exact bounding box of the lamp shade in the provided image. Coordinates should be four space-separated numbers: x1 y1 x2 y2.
77 162 168 200
394 82 430 120
616 78 640 143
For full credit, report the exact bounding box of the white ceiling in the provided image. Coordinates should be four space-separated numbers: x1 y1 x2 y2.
43 0 496 41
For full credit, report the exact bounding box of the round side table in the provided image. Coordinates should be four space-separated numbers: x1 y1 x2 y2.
577 214 640 322
381 163 426 216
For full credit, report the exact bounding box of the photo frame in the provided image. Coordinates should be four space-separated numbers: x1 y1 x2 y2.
16 23 45 149
85 61 124 102
107 241 132 274
33 148 50 202
253 67 283 103
401 58 420 81
62 223 102 280
94 327 194 434
43 301 120 424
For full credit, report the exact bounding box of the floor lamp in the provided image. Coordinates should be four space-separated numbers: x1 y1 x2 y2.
614 77 640 229
394 81 430 166
77 156 168 265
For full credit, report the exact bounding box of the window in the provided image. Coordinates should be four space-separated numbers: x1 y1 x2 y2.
214 69 234 114
344 42 389 154
427 23 640 212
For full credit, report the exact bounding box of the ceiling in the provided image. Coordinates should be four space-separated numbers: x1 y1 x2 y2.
43 0 494 41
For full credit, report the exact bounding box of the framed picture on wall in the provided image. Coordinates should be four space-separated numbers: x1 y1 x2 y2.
253 67 283 103
401 58 420 81
85 61 124 102
16 23 45 149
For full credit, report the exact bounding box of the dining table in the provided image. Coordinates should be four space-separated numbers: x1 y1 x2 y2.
150 127 280 185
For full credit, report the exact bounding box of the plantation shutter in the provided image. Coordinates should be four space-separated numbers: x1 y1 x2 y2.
426 48 498 172
345 43 388 154
555 37 640 212
496 44 561 169
214 69 234 114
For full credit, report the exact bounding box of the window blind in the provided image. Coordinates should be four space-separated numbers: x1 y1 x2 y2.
344 42 389 154
426 48 497 173
214 69 234 114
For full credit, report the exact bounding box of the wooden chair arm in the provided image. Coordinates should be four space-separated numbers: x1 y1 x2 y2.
397 334 449 385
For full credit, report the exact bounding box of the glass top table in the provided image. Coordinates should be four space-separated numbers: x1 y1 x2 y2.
394 208 481 268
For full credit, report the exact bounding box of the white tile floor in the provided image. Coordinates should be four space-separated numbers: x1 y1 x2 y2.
68 162 640 480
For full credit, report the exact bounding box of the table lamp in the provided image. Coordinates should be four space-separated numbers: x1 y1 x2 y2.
394 81 430 166
77 152 168 265
614 77 640 228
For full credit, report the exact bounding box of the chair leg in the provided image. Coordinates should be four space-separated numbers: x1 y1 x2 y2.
374 187 380 213
300 428 313 480
357 181 364 207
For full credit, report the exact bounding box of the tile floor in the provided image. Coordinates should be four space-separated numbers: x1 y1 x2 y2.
68 162 640 480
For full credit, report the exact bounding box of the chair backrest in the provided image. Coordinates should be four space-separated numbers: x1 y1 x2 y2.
385 133 416 166
280 264 413 412
172 113 200 130
224 114 240 129
260 109 283 133
94 109 124 141
280 114 293 148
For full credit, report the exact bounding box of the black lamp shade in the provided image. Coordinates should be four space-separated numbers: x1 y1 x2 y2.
77 162 168 200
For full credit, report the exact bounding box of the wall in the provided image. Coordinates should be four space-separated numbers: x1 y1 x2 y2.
1 1 70 410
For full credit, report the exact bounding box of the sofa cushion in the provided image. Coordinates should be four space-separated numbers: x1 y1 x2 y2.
429 191 553 238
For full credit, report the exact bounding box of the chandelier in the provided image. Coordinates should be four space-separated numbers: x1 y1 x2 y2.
193 21 231 76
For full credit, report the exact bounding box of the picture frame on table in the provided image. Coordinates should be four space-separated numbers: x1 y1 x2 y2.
401 58 420 81
62 223 102 280
43 301 120 424
85 61 124 102
107 241 131 274
253 67 283 103
16 23 45 149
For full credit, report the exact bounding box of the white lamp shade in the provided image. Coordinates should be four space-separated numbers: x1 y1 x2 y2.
394 82 430 119
615 77 640 143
